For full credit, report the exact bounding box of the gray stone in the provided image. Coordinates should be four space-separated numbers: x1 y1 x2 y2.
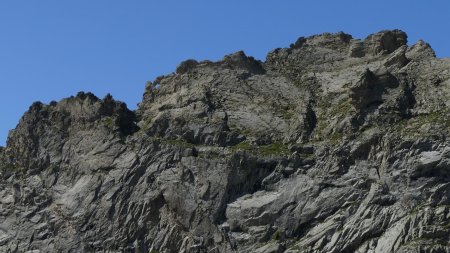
1 29 450 252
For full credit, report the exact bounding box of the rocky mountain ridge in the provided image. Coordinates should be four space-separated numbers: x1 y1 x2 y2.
1 29 450 252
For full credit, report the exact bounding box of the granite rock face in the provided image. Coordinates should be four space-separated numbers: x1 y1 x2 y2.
1 30 450 252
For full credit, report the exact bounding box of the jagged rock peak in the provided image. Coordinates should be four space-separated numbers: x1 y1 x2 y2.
175 50 265 76
266 30 415 75
289 31 353 49
364 29 408 55
406 39 436 60
1 29 450 253
6 92 137 168
221 50 265 74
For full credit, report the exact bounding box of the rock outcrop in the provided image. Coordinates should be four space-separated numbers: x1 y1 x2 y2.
1 30 450 252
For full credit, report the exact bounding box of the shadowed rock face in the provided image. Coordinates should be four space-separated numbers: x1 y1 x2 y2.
1 30 450 253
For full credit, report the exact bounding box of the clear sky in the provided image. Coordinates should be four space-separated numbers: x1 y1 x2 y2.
1 1 449 146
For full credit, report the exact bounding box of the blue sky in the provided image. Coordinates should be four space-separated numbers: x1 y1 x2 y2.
1 1 449 146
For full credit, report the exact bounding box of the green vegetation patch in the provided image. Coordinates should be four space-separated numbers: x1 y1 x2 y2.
329 132 344 145
272 228 282 241
276 104 297 120
314 93 353 144
392 110 450 137
258 142 290 156
1 162 21 172
329 100 353 116
103 116 115 127
229 141 290 157
280 108 295 119
228 124 253 137
139 117 153 132
230 141 253 153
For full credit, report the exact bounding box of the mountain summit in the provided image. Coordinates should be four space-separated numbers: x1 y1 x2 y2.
1 30 450 252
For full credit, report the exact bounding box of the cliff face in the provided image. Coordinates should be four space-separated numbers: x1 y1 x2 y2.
1 30 450 253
